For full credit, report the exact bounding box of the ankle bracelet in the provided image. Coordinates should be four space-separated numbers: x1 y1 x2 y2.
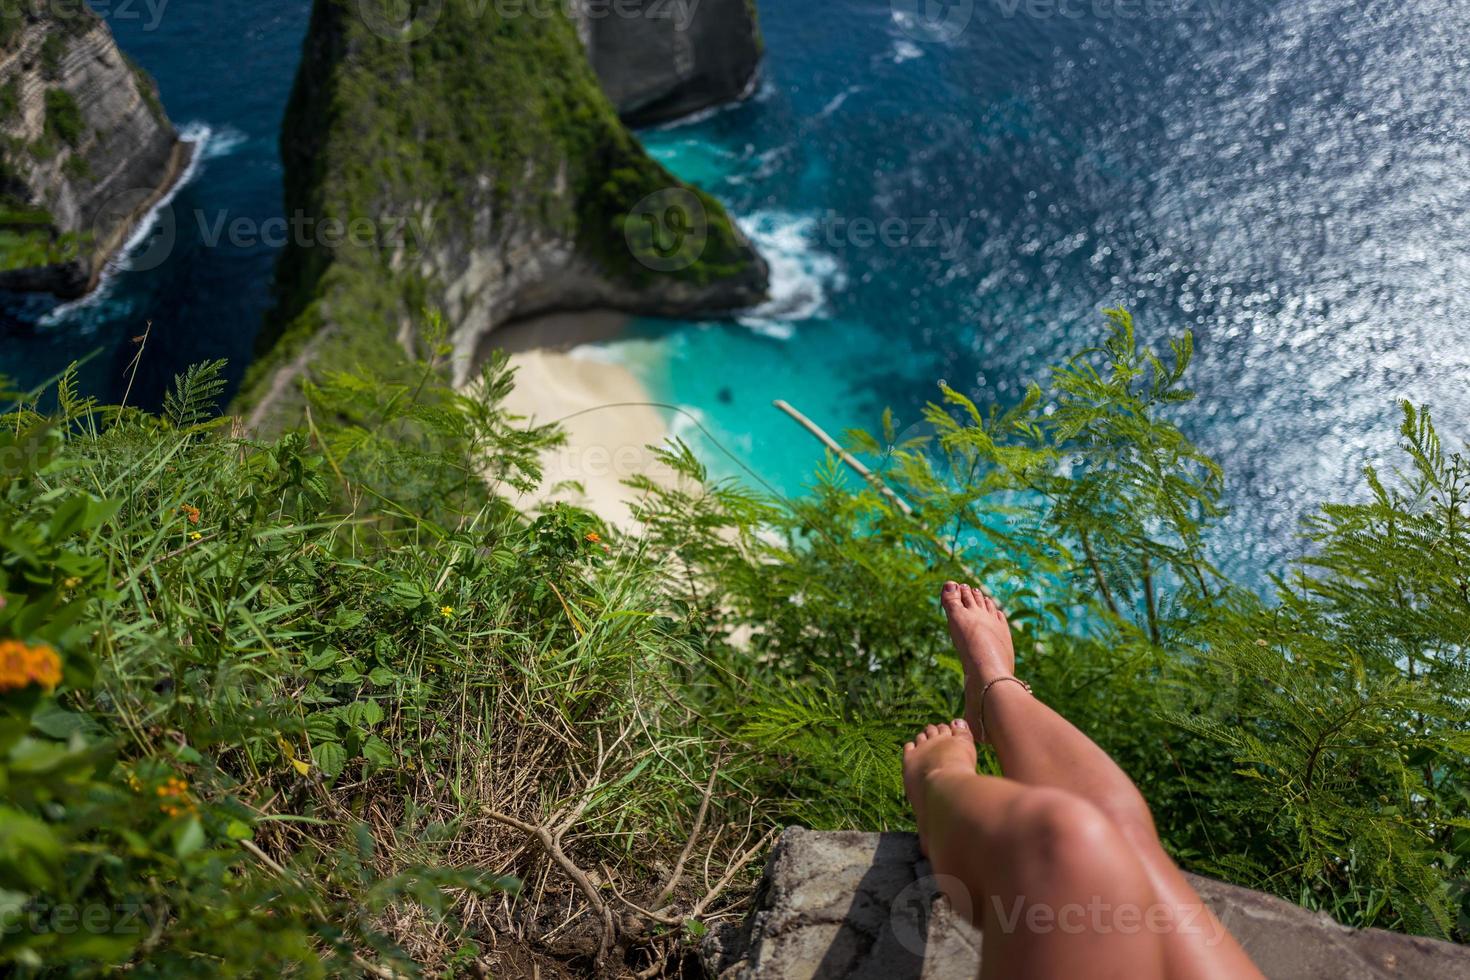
978 676 1033 742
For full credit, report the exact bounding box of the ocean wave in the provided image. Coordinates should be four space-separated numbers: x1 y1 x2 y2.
892 40 923 64
735 211 845 340
818 86 863 118
197 123 247 159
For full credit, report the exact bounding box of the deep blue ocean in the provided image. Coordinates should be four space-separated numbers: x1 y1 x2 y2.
3 0 1468 580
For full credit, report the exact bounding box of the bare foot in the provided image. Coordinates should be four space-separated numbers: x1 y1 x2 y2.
940 582 1016 738
902 721 978 855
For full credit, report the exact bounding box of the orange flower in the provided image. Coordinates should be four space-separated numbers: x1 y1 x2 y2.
180 504 201 525
0 640 28 692
25 644 61 690
156 776 197 817
0 640 61 693
585 532 601 544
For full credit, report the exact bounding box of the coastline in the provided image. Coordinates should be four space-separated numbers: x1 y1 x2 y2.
86 136 200 295
473 311 676 529
0 136 200 303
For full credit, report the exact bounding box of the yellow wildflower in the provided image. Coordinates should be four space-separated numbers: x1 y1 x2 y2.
440 605 454 618
190 531 203 541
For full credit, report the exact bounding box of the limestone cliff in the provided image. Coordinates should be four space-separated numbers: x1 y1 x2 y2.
0 6 191 298
242 0 767 422
575 0 763 126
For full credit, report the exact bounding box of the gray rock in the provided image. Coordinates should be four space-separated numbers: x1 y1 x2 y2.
0 7 191 298
575 0 762 126
705 828 1470 980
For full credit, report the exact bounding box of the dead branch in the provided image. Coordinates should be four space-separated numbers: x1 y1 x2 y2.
486 809 616 959
652 761 721 909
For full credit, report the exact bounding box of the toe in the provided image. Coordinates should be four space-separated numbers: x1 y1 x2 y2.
952 719 966 732
904 741 915 753
936 722 952 738
941 581 963 607
924 724 939 739
960 585 976 608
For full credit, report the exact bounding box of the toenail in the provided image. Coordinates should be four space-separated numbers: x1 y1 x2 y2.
955 719 969 729
943 582 957 593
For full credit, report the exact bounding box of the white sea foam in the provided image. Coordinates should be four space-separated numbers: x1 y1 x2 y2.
40 122 215 323
199 124 247 159
735 211 844 340
892 40 924 64
818 86 863 118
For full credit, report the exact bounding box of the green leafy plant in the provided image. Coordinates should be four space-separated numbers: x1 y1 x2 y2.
2 308 1466 980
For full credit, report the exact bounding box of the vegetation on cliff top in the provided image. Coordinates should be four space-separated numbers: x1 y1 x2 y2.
246 0 763 423
2 310 1467 976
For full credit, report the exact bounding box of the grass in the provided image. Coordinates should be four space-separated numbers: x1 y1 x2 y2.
3 315 1468 977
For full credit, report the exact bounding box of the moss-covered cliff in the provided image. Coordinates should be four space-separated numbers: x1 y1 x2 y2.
0 6 191 297
241 0 768 425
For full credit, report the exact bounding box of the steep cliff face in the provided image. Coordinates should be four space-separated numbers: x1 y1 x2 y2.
243 0 767 422
575 0 763 126
0 7 190 298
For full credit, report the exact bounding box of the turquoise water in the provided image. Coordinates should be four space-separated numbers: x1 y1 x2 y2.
606 0 1470 579
4 0 1470 581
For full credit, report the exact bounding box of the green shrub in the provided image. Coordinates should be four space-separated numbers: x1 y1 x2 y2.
42 90 82 149
1 311 1465 978
0 82 20 124
39 34 64 79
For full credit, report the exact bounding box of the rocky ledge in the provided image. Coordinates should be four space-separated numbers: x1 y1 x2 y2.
703 829 1470 980
575 0 763 126
0 6 191 298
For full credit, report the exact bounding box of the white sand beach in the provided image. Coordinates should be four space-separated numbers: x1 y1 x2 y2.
473 311 676 529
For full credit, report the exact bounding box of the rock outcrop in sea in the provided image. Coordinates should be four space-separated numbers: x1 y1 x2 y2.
242 0 768 424
576 0 763 126
0 6 191 298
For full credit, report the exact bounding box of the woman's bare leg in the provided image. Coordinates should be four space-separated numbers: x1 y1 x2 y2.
903 722 1168 980
940 582 1265 980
